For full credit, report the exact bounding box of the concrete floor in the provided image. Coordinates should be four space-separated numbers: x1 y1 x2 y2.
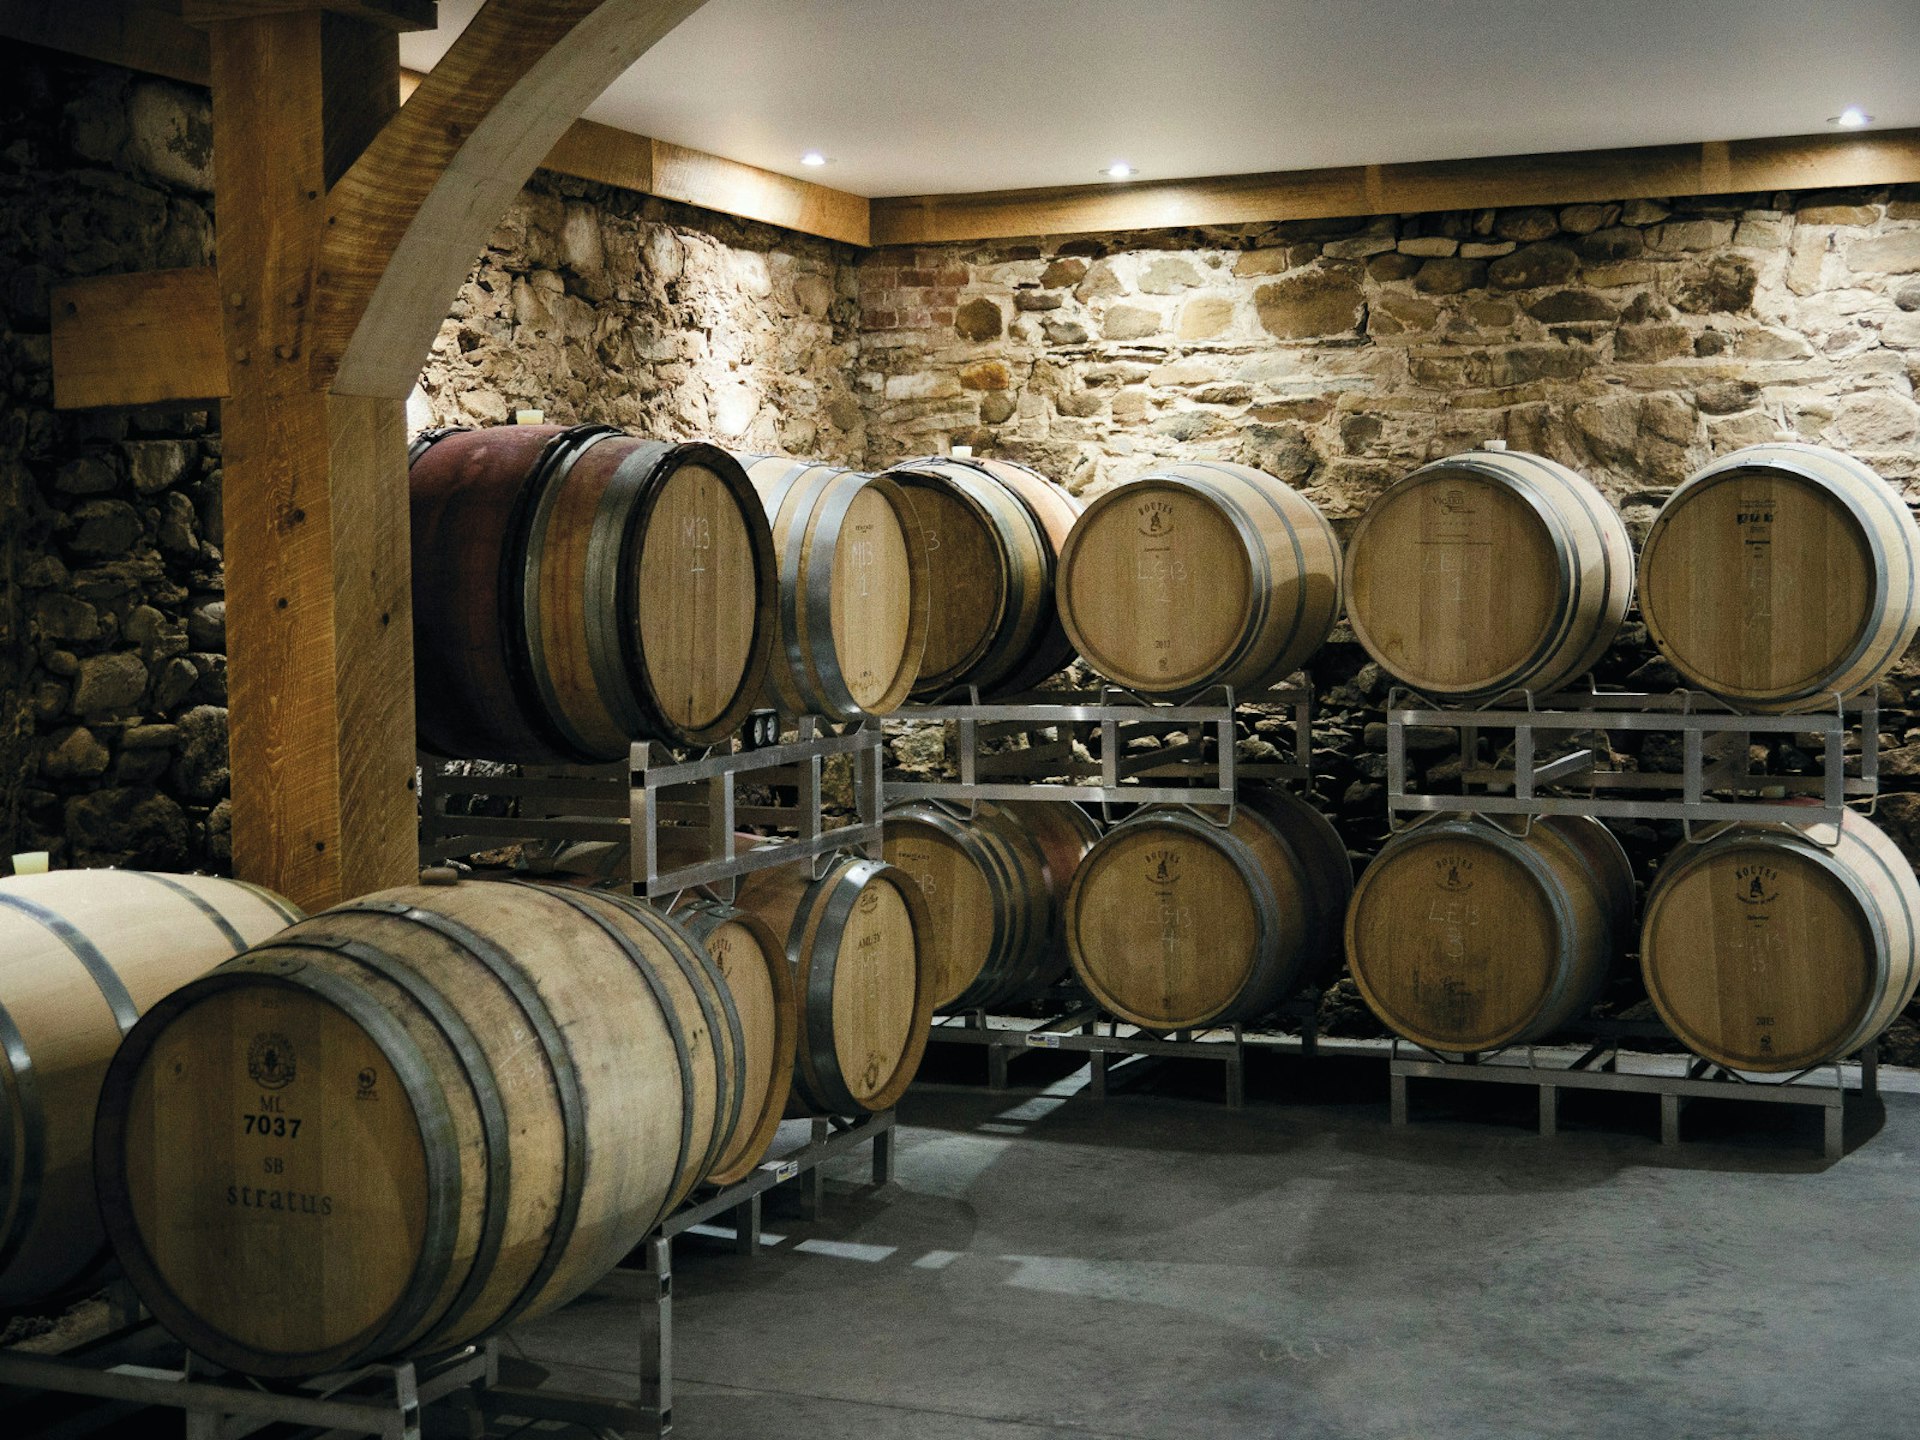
501 1052 1920 1440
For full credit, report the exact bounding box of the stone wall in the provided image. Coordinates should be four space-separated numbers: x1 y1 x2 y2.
415 174 864 461
0 48 229 869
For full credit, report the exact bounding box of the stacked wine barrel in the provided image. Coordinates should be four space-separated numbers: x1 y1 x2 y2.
882 799 1098 1012
410 425 778 759
93 878 768 1377
1057 461 1342 696
1344 441 1633 702
0 871 300 1311
884 455 1083 698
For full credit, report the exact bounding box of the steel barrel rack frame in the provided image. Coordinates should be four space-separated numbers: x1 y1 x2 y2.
417 714 884 895
883 681 1314 811
1385 685 1879 828
1388 1038 1880 1161
0 1123 896 1440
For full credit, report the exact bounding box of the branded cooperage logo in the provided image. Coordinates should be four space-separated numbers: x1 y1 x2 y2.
1736 495 1774 527
1433 854 1474 893
248 1033 297 1090
356 1067 377 1096
1136 499 1175 536
1144 848 1181 885
1436 487 1473 516
863 1052 884 1091
858 887 881 914
1734 863 1780 905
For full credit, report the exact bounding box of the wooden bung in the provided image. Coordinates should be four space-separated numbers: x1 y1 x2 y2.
409 425 777 761
1064 789 1351 1030
883 799 1099 1012
1344 443 1634 702
1056 461 1340 698
885 455 1083 698
1638 443 1920 711
734 454 931 720
1640 812 1920 1072
94 880 743 1378
0 871 299 1310
1344 814 1634 1054
733 855 936 1114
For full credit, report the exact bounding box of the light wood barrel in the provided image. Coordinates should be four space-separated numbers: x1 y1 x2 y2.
734 454 930 720
1064 790 1352 1029
886 455 1083 698
1638 443 1920 711
671 898 798 1185
1345 815 1634 1054
734 856 935 1114
1345 444 1632 702
411 426 776 760
883 800 1099 1012
1641 813 1920 1072
0 871 299 1310
94 880 743 1377
1056 462 1340 697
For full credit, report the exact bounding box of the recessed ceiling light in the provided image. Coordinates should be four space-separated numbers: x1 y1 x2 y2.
1830 107 1873 128
801 151 828 167
1103 162 1136 180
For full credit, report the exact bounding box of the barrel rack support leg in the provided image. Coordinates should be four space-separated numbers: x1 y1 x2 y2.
1090 1047 1109 1102
639 1234 672 1437
1225 1026 1246 1110
1660 1093 1682 1147
872 1120 895 1186
1538 1083 1559 1139
730 1192 762 1257
1824 1105 1844 1163
800 1120 828 1219
1389 1071 1408 1127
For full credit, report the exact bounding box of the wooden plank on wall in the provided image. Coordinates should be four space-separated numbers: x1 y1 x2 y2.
50 268 228 410
870 129 1920 246
545 117 655 196
648 138 870 246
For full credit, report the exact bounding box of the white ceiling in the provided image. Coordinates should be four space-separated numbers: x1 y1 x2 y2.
403 0 1920 199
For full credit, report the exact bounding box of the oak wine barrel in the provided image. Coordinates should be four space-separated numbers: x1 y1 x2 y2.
883 799 1100 1012
1056 462 1340 697
1344 444 1633 702
1640 812 1920 1072
734 455 930 720
0 871 299 1310
670 897 798 1184
886 455 1084 698
1064 789 1352 1029
410 425 776 760
94 880 743 1377
1344 814 1634 1054
1638 443 1920 711
734 855 935 1114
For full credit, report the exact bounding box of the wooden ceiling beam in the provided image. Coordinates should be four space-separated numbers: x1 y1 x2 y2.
181 0 437 30
313 0 709 397
869 129 1920 246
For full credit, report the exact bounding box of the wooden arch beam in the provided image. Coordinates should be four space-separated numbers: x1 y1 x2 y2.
316 0 708 398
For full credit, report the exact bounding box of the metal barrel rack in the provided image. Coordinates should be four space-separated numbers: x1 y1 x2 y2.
883 679 1313 811
888 680 1325 1098
1388 1039 1880 1162
418 714 885 894
0 1117 895 1440
1380 681 1886 1156
1385 684 1878 829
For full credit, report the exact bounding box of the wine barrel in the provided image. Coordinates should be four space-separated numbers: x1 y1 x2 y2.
1344 443 1633 702
1064 790 1352 1029
734 856 935 1114
1640 813 1920 1072
1056 462 1340 697
883 800 1099 1012
0 871 299 1310
885 455 1084 698
410 425 776 760
94 880 743 1377
1638 443 1920 711
734 455 930 719
670 898 797 1185
1344 814 1634 1053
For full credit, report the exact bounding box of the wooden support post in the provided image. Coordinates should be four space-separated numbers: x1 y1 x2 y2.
209 9 415 910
